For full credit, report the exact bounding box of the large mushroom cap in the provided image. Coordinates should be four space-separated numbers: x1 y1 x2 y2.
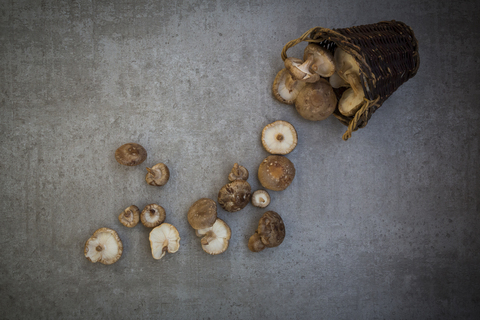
115 143 147 166
84 227 123 265
261 120 297 155
118 205 140 228
258 155 295 191
295 79 337 121
257 211 285 248
141 204 166 228
145 163 170 186
187 198 217 230
195 218 232 255
149 223 180 260
218 180 252 212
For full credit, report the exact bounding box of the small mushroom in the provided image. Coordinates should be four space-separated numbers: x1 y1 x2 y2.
295 79 337 121
334 48 362 95
118 205 140 228
258 155 295 191
149 223 180 260
145 163 170 186
248 211 285 252
141 204 166 228
261 120 297 155
251 190 271 208
115 143 147 166
187 198 217 230
302 43 335 77
285 57 320 83
272 68 307 105
338 81 365 117
218 180 252 212
84 227 123 265
228 163 249 181
195 219 232 255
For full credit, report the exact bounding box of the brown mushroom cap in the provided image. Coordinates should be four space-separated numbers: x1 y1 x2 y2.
115 143 147 166
258 155 295 191
118 205 140 228
248 232 266 252
141 204 166 228
272 68 307 105
228 163 249 181
285 57 320 83
218 180 252 212
302 43 335 77
257 211 285 248
146 163 170 186
295 79 337 121
84 227 123 265
187 198 217 230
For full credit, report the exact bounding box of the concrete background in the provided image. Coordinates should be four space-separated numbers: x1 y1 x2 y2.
1 0 479 319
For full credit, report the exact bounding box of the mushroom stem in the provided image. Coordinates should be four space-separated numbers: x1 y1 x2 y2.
162 240 169 253
96 245 103 252
146 167 154 175
201 231 216 246
346 73 362 96
284 73 297 92
297 54 315 74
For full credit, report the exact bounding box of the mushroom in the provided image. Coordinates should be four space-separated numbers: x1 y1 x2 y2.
145 163 170 186
228 163 249 181
333 47 362 95
218 180 252 212
187 198 217 230
329 72 349 89
248 211 285 252
84 227 123 265
272 68 307 105
258 155 295 191
251 190 271 208
285 57 320 83
338 81 365 116
302 43 335 77
141 204 166 228
149 223 180 260
118 205 140 228
195 219 232 255
295 79 337 121
115 143 147 166
261 120 297 155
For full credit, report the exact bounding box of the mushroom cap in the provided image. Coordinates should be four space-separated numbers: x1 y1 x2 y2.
272 68 307 105
141 204 166 228
303 43 335 77
258 155 295 191
115 143 147 166
218 180 252 212
257 211 285 248
248 232 266 252
228 163 249 181
118 205 140 228
295 79 337 121
329 72 349 88
145 163 170 186
84 227 123 265
195 218 232 255
261 120 297 155
149 223 180 260
187 198 217 230
338 83 365 117
251 190 271 208
285 57 320 83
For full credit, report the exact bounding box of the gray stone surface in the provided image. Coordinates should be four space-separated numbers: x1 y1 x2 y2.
1 0 479 319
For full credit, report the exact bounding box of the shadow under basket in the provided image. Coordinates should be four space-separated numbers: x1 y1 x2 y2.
281 20 420 140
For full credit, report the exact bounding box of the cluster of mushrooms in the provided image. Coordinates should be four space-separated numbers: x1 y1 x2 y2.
84 120 298 264
84 143 179 265
272 43 365 120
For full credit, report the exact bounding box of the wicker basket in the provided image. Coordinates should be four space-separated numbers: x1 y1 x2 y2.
281 20 420 140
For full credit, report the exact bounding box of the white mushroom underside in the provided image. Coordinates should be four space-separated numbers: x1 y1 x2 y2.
263 124 295 154
253 192 269 206
145 212 160 223
85 232 119 263
339 87 365 116
197 219 231 254
150 224 180 259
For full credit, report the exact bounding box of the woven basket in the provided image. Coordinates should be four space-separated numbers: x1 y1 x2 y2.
281 20 420 140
